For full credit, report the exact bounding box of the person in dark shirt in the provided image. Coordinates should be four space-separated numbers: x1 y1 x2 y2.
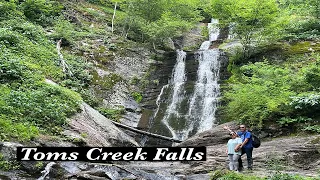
224 124 253 171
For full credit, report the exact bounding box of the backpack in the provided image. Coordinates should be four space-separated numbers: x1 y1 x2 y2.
251 134 261 148
244 132 261 148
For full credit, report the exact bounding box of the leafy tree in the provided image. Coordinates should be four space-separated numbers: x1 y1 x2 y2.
117 0 202 46
208 0 279 57
225 62 296 127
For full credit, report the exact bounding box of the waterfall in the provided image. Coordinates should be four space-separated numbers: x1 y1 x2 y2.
154 84 169 119
150 19 221 142
185 19 221 138
161 50 187 139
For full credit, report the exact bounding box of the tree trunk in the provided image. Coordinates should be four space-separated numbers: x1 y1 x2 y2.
111 2 117 33
111 121 182 143
56 39 72 76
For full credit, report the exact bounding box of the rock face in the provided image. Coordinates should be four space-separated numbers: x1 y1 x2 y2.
179 23 206 51
178 121 238 147
0 142 23 161
64 102 139 147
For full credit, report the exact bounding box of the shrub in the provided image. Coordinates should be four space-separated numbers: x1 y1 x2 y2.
0 1 21 20
21 0 63 26
0 28 23 46
0 57 28 83
225 62 296 127
131 91 143 103
0 153 20 171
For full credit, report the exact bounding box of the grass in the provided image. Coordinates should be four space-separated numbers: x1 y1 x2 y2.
210 170 319 180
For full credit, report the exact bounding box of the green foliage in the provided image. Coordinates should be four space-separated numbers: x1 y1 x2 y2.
50 18 91 44
98 107 125 122
117 0 202 46
225 62 296 127
35 162 44 171
0 83 81 133
0 115 39 142
0 57 28 83
210 170 261 180
210 170 318 180
277 116 312 127
278 0 320 41
225 53 320 131
283 19 320 41
142 12 194 44
290 93 320 112
21 0 63 26
131 92 142 103
207 0 280 57
267 172 319 180
0 154 20 171
0 7 95 139
201 25 209 39
92 73 123 90
0 1 22 20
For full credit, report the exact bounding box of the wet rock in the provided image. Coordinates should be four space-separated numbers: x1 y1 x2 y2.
60 162 93 174
65 103 139 147
19 161 45 176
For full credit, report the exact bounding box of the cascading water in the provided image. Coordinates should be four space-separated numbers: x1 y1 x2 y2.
184 20 221 139
161 50 187 139
147 19 221 142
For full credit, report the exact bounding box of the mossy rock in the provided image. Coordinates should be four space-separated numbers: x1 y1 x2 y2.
285 41 320 55
310 136 320 144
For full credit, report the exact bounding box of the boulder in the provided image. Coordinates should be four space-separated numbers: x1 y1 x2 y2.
0 142 23 161
178 121 238 147
65 103 139 147
163 38 176 51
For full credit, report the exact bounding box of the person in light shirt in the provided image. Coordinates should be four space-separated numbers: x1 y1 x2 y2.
226 132 242 172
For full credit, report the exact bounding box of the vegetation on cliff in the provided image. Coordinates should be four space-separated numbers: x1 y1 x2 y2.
208 0 320 133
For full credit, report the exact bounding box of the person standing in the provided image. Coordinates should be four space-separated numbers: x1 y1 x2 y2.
237 125 253 171
224 124 253 171
226 132 242 172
